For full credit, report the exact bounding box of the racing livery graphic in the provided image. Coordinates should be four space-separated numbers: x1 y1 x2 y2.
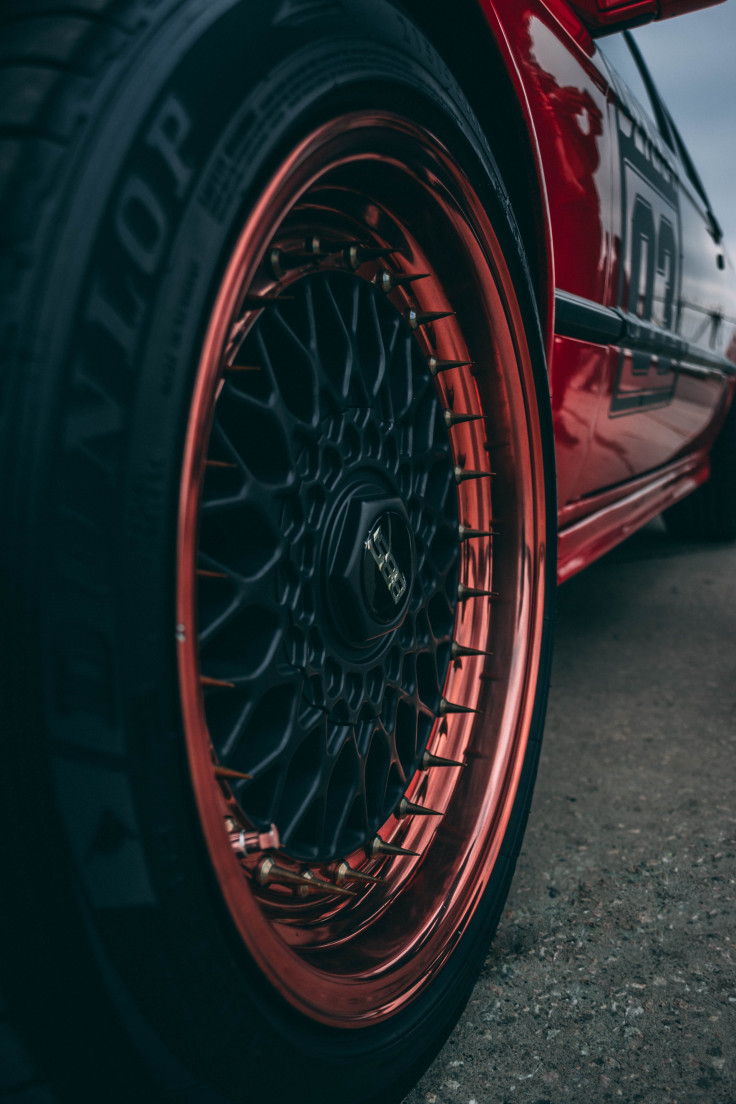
613 107 682 414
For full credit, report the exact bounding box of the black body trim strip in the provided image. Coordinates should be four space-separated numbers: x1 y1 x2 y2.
554 289 736 375
554 291 623 345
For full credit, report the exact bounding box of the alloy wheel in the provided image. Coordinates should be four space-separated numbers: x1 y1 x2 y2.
176 111 547 1027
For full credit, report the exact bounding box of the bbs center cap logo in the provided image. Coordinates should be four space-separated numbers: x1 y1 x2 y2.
366 524 406 603
362 511 412 624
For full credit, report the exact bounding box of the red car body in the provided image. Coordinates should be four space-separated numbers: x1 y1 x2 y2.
409 0 736 580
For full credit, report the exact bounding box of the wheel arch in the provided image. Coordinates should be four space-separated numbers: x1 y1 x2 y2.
400 0 555 361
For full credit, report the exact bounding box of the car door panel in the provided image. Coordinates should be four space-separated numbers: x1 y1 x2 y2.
569 31 735 496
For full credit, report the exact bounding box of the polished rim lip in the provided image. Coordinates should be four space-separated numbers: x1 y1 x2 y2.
176 111 547 1027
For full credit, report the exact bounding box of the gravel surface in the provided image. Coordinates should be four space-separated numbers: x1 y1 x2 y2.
403 521 736 1104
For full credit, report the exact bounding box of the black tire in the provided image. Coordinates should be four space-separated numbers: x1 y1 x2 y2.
0 2 556 1101
663 396 736 541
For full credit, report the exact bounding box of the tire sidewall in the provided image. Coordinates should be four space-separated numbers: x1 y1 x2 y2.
3 2 556 1100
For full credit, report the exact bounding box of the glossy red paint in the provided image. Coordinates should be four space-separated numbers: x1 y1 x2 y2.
558 451 709 581
466 0 736 577
477 1 618 511
570 0 725 31
571 0 657 33
462 0 558 358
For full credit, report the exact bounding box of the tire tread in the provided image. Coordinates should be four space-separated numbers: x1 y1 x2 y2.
0 0 169 331
0 4 168 1097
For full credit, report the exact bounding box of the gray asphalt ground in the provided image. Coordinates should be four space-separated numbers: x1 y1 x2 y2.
404 519 736 1104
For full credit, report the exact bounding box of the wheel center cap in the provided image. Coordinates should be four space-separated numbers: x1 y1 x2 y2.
362 511 412 623
327 488 414 647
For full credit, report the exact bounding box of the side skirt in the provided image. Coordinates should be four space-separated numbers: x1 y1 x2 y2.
557 452 710 584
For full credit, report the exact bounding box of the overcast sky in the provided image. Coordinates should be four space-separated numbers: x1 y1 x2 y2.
632 1 736 257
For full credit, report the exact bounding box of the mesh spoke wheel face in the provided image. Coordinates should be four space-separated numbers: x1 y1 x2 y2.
177 112 548 1027
197 270 458 862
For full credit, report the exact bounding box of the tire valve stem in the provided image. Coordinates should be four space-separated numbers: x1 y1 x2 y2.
197 568 228 579
439 697 479 717
454 466 493 484
397 797 442 818
407 308 454 330
378 271 430 293
421 750 464 770
368 835 419 858
205 459 238 470
256 857 355 898
334 861 382 887
457 583 500 602
451 642 494 660
443 409 483 426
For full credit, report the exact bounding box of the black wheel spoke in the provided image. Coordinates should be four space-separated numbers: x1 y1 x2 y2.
196 270 460 861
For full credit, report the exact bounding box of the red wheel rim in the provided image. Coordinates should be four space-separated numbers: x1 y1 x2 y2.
176 112 547 1027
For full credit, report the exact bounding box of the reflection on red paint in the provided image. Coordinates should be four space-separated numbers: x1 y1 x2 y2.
471 0 736 570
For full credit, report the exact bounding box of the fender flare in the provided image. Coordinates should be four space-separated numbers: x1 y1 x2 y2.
402 0 556 361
